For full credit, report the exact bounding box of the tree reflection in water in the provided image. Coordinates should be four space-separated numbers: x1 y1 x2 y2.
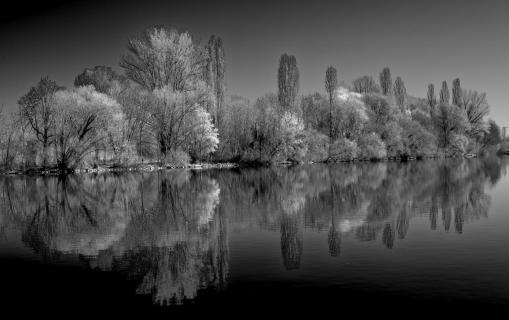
0 156 506 305
0 171 227 305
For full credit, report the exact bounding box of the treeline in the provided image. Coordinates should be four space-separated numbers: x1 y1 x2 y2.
0 26 504 172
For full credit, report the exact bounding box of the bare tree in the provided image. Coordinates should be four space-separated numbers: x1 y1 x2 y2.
0 106 19 170
18 77 63 167
277 54 299 111
460 89 490 139
325 66 338 158
146 85 215 159
121 26 218 160
120 27 204 92
52 86 124 170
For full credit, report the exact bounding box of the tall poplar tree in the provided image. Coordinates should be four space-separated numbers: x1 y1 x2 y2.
277 54 299 111
325 66 338 157
452 78 462 107
379 67 392 96
205 35 226 125
393 76 407 112
427 83 437 113
440 81 450 104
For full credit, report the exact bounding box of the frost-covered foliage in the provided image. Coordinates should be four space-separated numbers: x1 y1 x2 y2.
189 107 219 160
4 29 499 171
53 86 124 169
148 83 215 159
279 112 307 162
336 94 368 141
120 27 202 92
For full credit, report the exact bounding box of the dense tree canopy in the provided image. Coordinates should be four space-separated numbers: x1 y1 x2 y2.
0 26 502 173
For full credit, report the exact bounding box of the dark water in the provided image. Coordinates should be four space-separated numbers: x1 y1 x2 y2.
1 157 509 316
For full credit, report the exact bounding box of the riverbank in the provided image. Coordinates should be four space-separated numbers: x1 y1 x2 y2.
1 152 501 176
0 162 240 176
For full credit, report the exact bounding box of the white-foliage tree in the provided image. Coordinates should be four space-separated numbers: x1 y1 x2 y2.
148 84 214 159
188 107 219 160
53 86 124 169
121 27 203 92
121 27 219 162
279 112 307 162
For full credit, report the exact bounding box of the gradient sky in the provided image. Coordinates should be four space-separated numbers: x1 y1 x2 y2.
1 0 508 125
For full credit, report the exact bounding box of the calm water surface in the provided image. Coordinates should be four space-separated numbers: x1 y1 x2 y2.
1 157 509 315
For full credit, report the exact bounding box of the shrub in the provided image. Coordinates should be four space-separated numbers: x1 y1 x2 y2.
330 137 358 161
165 149 191 167
448 134 469 156
304 129 329 162
400 118 437 157
279 112 308 162
357 133 386 160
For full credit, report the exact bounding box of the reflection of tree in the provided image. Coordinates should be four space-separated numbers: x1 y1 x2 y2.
280 213 303 270
442 208 452 232
382 223 395 249
208 157 503 256
327 226 341 257
0 156 506 305
430 195 438 230
214 157 504 252
396 206 409 239
0 172 228 306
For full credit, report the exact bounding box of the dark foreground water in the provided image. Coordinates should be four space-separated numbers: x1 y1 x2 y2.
1 157 509 316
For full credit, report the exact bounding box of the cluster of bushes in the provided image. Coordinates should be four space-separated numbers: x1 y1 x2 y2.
215 85 502 164
0 26 504 172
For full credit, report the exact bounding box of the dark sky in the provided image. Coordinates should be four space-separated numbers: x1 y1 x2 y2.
1 0 508 125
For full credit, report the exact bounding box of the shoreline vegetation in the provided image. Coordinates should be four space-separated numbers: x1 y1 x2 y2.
0 26 507 176
3 153 506 176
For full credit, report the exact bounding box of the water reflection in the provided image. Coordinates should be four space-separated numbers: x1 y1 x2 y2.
0 156 506 305
0 171 227 305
